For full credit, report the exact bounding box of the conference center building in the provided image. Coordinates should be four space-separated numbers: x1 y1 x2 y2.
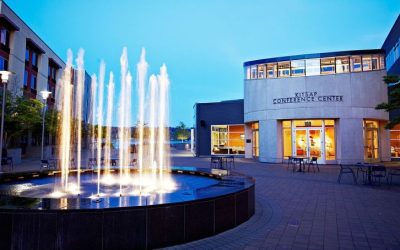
195 15 400 164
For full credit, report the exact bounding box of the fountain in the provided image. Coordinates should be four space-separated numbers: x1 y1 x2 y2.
0 48 255 249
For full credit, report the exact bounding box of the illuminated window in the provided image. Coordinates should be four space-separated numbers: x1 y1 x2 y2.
371 55 379 70
364 120 379 161
245 66 251 79
251 122 259 157
250 66 257 79
362 55 372 71
267 63 277 78
324 120 335 160
350 56 362 72
278 61 290 77
305 59 320 76
390 124 400 158
211 125 245 155
321 58 335 74
282 121 292 157
336 57 349 73
258 64 266 79
291 60 305 77
380 55 385 70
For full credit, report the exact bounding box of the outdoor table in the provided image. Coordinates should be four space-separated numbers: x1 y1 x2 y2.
212 156 233 169
291 156 308 172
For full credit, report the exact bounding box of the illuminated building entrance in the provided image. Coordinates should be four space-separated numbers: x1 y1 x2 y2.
283 120 336 164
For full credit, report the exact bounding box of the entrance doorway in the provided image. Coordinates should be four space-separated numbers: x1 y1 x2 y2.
294 128 325 163
364 120 379 161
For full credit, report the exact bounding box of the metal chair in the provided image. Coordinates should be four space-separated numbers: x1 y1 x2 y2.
1 157 13 171
307 157 319 172
225 156 235 169
371 165 386 185
355 162 368 183
387 168 400 185
338 164 357 184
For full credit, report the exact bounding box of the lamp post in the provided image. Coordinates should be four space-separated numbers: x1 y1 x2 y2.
40 90 51 161
0 71 13 171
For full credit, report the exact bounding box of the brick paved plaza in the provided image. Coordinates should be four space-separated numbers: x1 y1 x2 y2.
166 153 400 250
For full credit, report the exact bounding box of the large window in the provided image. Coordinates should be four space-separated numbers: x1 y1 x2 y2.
211 125 245 155
324 120 335 160
0 28 9 48
245 53 385 79
257 64 265 79
336 56 349 73
364 120 379 161
390 125 400 159
267 63 277 78
30 74 37 91
282 121 292 157
24 70 28 88
362 55 372 71
291 60 305 77
305 59 320 76
321 57 335 74
351 56 362 72
0 56 8 71
251 123 259 157
278 61 290 77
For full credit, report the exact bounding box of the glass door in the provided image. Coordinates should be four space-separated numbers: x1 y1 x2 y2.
365 127 379 161
293 128 325 163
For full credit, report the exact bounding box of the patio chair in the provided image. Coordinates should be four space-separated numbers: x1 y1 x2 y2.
387 168 400 185
337 164 357 184
286 156 297 172
371 165 386 185
41 159 57 170
307 157 319 172
355 162 368 183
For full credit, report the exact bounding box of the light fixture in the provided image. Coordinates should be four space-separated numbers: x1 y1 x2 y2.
0 71 13 83
40 90 52 100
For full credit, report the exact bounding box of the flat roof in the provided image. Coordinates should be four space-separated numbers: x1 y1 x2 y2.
243 49 385 67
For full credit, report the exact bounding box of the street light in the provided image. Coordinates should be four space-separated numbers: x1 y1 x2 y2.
40 90 51 160
0 70 13 171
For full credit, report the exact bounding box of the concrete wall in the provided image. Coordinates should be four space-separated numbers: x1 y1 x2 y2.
195 100 244 156
244 70 390 164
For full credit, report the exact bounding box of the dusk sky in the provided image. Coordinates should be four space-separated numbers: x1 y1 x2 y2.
6 0 400 127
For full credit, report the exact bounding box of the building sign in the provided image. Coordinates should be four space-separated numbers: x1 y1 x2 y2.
273 92 343 104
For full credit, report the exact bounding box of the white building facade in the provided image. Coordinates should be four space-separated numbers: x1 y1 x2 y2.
244 50 391 164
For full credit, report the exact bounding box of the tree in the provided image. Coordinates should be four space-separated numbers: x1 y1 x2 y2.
376 75 400 129
3 91 44 148
175 122 190 141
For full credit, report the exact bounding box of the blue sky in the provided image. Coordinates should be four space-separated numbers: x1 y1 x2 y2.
6 0 400 127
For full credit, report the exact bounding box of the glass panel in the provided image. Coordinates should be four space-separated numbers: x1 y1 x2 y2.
251 122 259 130
278 61 290 77
282 120 291 128
336 57 349 73
252 130 259 157
245 66 251 79
32 52 37 66
309 129 321 158
257 64 265 79
325 126 335 160
24 70 28 87
25 48 30 61
391 125 400 158
293 120 323 127
362 55 372 71
283 127 292 157
364 120 379 161
324 119 335 126
321 57 335 74
0 29 7 46
295 130 307 157
267 63 277 78
379 55 385 70
250 66 257 79
305 58 320 76
371 55 379 70
0 56 7 71
31 75 37 90
291 60 305 77
350 56 362 72
211 125 228 154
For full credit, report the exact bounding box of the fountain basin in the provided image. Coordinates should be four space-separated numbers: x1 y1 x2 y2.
0 167 255 249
